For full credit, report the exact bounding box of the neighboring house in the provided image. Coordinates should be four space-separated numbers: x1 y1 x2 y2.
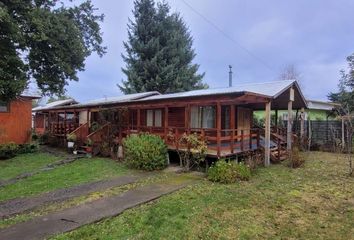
255 99 340 122
32 99 78 134
33 80 307 162
0 93 40 144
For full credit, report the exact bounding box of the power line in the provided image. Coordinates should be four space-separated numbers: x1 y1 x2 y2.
180 0 276 73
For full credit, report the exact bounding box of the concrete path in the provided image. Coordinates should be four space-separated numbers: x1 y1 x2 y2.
0 180 194 240
0 175 143 218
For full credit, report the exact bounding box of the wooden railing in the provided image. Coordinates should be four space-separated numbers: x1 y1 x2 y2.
69 123 89 143
87 123 112 144
49 122 79 136
121 125 261 157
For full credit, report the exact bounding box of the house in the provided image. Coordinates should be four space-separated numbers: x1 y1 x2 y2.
0 93 40 144
33 80 307 164
33 98 78 134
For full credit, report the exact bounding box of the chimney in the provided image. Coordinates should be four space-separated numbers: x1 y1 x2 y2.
229 65 233 87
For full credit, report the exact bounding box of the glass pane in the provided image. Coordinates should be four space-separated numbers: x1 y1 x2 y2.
0 102 8 112
202 106 215 128
146 110 153 127
190 106 201 128
154 109 162 127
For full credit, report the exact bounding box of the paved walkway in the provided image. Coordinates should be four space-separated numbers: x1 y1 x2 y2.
0 180 194 240
0 175 143 218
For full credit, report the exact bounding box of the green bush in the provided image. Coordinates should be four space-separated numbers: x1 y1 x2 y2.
0 143 19 160
123 133 168 171
208 159 251 183
18 143 39 154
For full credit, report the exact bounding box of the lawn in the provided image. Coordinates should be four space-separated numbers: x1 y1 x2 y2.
53 152 354 240
0 157 130 202
0 153 60 180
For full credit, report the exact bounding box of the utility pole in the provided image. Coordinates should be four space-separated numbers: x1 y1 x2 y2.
229 65 233 87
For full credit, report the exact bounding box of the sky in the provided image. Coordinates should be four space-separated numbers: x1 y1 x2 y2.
62 0 354 102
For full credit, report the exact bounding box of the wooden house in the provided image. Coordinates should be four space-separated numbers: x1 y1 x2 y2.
33 80 307 165
33 99 78 134
0 94 40 144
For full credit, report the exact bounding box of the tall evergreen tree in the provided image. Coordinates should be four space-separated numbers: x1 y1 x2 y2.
119 0 206 94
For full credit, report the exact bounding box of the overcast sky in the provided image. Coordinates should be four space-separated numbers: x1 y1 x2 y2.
63 0 354 102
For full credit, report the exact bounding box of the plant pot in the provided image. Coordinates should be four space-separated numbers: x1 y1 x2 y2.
67 141 74 148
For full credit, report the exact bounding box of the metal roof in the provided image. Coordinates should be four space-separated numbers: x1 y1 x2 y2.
306 99 340 110
37 91 160 111
137 80 297 102
32 99 77 111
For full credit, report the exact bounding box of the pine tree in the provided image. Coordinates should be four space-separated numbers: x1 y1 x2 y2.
119 0 206 94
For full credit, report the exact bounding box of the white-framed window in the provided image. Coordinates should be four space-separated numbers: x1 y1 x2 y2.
190 106 216 129
146 109 162 127
0 101 9 113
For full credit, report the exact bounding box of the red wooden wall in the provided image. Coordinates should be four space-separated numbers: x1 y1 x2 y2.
0 99 32 144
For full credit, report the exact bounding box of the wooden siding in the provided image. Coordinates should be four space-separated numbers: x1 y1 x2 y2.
168 107 185 127
0 99 32 144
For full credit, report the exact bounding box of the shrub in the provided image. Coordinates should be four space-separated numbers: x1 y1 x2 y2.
18 143 39 154
208 159 251 183
123 133 168 171
0 143 19 160
66 133 77 142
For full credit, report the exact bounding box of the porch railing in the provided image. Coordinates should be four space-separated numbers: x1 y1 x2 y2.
49 122 79 136
122 125 261 157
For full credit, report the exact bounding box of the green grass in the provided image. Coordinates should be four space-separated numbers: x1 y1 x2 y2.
0 157 129 202
0 153 60 180
53 152 354 240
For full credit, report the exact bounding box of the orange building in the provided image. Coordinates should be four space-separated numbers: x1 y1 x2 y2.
0 95 40 144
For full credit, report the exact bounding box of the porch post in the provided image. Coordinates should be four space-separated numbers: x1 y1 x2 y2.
287 87 294 150
216 102 222 157
275 109 278 127
230 105 235 153
164 107 168 141
264 101 271 166
86 109 90 128
185 104 190 131
137 108 141 131
300 107 305 139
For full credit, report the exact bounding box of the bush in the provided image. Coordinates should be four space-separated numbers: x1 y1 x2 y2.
208 159 251 183
0 143 19 160
18 143 39 154
123 133 168 171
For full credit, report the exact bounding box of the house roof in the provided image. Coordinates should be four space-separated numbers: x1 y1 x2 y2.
36 92 160 111
32 99 77 111
136 80 302 101
19 89 41 99
306 99 340 111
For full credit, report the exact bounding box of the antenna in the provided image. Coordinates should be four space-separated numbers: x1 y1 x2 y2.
229 65 233 87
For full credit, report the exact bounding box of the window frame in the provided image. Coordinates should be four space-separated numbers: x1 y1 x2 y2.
0 101 10 113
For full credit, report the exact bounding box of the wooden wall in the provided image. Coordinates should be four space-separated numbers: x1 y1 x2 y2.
168 107 185 127
0 99 32 144
34 113 45 134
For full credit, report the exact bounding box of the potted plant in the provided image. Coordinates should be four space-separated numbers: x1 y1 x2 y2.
66 133 77 148
85 138 93 153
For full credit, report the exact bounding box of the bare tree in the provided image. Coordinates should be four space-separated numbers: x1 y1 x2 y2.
279 64 303 90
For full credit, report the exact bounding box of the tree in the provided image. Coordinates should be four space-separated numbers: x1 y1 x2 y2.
279 64 302 85
328 55 354 176
0 0 106 102
119 0 206 94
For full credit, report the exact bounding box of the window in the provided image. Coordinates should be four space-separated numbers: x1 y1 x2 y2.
146 109 162 127
147 110 154 127
190 106 215 129
0 101 9 112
